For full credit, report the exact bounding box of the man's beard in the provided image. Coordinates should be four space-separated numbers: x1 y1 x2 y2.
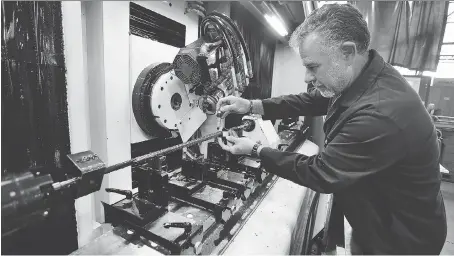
315 74 349 98
313 83 336 98
318 88 336 98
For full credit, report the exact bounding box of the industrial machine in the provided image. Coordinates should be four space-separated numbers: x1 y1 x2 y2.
2 12 326 255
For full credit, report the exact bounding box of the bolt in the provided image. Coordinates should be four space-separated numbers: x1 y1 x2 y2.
36 172 40 175
9 191 16 197
187 214 193 219
43 211 49 217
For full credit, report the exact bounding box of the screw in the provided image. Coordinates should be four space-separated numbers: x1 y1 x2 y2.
9 191 16 197
43 211 49 217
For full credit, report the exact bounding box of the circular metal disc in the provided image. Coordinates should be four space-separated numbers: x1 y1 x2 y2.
149 72 192 131
132 62 173 137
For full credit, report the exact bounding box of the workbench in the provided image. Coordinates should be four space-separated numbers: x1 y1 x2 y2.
72 140 331 255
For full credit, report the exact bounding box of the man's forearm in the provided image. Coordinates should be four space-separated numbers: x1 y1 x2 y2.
259 92 330 120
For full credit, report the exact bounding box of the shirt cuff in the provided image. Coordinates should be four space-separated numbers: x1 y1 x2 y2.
256 145 264 157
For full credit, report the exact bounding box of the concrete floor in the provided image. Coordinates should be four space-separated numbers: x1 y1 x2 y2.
333 181 454 255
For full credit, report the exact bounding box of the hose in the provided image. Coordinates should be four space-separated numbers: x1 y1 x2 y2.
208 12 252 78
200 15 245 87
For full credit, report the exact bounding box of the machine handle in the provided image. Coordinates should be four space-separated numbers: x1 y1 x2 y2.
163 222 192 243
222 190 236 199
163 222 192 231
105 188 133 199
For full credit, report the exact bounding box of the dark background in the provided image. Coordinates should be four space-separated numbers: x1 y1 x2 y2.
1 1 78 254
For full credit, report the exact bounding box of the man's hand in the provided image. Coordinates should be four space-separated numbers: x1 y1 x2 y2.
216 96 251 118
218 136 256 155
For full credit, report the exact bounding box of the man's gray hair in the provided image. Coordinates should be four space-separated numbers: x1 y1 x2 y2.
289 3 370 54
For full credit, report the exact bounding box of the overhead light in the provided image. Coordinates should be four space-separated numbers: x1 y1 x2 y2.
264 14 288 37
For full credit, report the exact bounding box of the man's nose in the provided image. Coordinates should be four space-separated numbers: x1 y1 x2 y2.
304 70 315 84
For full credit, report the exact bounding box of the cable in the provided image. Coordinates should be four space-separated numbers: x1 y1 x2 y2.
200 15 246 88
208 12 252 78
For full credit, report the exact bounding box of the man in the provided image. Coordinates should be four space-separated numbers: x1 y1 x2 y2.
216 3 447 255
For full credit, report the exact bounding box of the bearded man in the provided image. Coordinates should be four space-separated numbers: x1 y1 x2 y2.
216 3 447 255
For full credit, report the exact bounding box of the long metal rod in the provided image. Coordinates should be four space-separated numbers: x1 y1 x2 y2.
104 123 248 175
51 123 249 192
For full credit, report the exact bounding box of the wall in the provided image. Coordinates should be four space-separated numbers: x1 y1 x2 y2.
271 43 307 127
62 1 100 248
64 0 133 247
271 44 308 97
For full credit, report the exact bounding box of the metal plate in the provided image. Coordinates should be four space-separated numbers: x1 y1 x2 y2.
150 71 207 142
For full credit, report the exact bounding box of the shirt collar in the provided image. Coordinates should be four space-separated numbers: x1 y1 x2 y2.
338 49 385 108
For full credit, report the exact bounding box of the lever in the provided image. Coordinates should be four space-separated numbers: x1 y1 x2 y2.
163 222 192 231
222 190 236 199
105 188 133 200
163 222 192 243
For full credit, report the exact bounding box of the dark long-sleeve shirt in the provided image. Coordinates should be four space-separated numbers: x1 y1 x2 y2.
259 50 447 254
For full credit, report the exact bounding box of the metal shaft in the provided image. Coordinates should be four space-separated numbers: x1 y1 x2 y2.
50 122 251 193
104 123 248 175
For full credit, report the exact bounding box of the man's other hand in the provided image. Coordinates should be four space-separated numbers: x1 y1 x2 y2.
218 136 255 155
216 96 250 118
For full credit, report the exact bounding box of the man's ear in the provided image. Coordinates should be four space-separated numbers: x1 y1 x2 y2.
340 41 356 63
